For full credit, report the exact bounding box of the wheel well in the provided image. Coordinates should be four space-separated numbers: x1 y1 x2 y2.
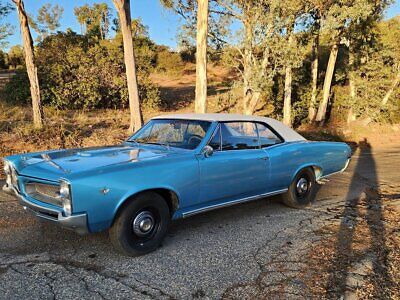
293 166 321 182
310 165 322 180
150 188 179 216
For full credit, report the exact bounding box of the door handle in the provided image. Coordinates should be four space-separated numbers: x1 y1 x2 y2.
258 156 269 160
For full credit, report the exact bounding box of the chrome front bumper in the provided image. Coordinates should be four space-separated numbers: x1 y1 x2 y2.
2 183 89 235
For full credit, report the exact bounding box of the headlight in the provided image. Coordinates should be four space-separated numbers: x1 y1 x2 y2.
3 160 12 186
10 167 18 187
60 180 72 216
3 160 10 174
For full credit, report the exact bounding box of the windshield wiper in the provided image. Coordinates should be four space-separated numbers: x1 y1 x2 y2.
144 142 170 151
126 139 140 147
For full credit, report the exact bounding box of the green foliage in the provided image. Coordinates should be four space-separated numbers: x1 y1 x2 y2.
7 45 24 69
340 16 400 122
74 3 111 40
2 28 160 110
179 45 196 63
0 49 7 69
29 3 64 42
1 70 30 104
155 48 185 74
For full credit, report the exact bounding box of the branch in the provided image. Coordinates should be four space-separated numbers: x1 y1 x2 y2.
234 45 245 60
208 9 235 17
208 30 228 45
214 0 243 21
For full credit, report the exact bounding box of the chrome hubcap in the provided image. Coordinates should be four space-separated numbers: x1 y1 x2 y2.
133 211 155 236
296 178 309 195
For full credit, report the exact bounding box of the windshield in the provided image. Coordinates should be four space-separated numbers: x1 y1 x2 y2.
129 119 211 150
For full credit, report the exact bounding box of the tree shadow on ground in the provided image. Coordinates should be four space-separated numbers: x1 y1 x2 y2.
326 138 393 297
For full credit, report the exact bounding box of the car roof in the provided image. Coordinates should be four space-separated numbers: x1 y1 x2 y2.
152 113 306 142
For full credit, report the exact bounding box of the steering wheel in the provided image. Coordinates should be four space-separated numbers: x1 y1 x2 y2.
187 134 203 146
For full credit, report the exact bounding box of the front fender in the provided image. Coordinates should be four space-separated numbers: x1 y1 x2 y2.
113 184 182 221
68 153 198 233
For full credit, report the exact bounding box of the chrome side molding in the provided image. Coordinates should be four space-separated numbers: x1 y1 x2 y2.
182 188 288 218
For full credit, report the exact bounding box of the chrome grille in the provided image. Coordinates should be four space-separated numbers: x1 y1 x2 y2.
25 182 62 207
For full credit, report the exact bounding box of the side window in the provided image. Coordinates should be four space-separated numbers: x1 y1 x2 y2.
221 122 259 150
256 123 283 147
208 126 221 151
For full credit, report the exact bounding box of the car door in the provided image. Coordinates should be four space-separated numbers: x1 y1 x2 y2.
256 122 288 192
198 121 270 204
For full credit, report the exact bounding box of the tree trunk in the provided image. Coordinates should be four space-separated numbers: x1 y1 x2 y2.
315 43 339 122
14 0 43 129
112 0 143 132
243 90 251 115
242 19 254 115
346 43 356 124
283 26 294 127
194 0 208 113
381 68 400 106
347 76 356 124
283 65 292 126
99 19 104 40
244 91 261 115
308 32 319 122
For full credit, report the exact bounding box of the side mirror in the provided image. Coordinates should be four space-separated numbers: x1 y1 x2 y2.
201 145 214 158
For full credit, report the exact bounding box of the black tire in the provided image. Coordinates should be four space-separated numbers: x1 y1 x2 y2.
109 192 170 256
281 168 316 209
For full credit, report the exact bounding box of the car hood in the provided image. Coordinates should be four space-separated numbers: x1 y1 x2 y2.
12 145 180 181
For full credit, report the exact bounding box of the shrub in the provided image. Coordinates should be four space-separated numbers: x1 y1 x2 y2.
0 70 30 104
155 50 184 75
1 30 160 110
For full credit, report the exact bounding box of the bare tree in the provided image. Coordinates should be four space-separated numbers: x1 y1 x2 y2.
112 0 143 132
13 0 43 128
195 0 209 113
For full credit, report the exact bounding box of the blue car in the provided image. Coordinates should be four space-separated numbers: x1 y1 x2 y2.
3 113 351 256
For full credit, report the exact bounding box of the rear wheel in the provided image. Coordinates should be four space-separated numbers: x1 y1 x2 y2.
282 168 316 208
109 192 170 256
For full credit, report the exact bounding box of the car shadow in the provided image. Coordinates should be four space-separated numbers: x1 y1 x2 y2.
325 138 393 297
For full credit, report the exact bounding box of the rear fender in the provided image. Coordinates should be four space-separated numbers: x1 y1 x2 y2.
291 163 323 182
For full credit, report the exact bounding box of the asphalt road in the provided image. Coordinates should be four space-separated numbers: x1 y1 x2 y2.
0 144 399 299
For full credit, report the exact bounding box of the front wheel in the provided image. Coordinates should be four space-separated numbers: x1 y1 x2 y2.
281 168 316 208
109 192 170 256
